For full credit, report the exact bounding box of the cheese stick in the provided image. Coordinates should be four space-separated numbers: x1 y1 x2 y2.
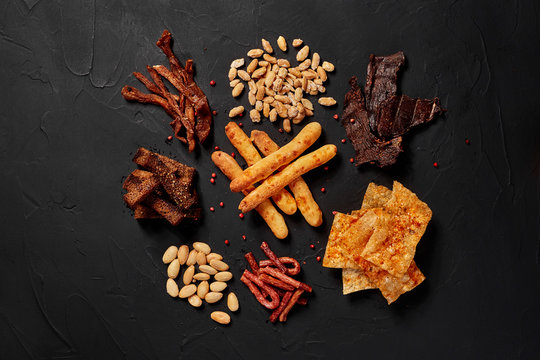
239 145 337 213
230 122 322 192
251 130 323 227
211 151 288 239
225 122 297 215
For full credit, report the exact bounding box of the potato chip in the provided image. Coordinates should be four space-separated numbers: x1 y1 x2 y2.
322 211 379 269
360 182 392 210
360 181 432 277
342 268 376 294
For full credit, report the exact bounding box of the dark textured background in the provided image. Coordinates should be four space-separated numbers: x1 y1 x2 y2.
1 0 539 359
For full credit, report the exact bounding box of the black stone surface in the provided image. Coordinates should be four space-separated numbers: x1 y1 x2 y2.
1 1 539 359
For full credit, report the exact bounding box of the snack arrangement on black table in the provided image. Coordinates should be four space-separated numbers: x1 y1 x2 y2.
3 1 539 359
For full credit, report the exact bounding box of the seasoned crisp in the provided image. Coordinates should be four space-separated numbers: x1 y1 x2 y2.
360 181 432 277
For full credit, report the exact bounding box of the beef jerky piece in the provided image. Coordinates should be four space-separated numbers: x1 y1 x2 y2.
343 77 403 167
133 204 161 219
146 65 196 151
122 170 160 207
155 30 213 143
121 86 175 118
364 52 405 132
376 94 443 139
132 148 198 210
153 64 213 143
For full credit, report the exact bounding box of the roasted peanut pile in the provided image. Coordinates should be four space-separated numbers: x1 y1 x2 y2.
163 242 239 325
228 36 336 132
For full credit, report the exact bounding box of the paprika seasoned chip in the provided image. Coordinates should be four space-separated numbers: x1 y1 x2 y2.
360 181 432 277
323 181 431 304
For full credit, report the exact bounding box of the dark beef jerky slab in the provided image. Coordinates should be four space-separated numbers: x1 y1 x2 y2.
376 94 443 138
343 77 403 167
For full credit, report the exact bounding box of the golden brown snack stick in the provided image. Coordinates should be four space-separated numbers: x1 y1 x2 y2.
230 122 322 192
211 151 288 239
225 122 297 215
239 145 337 213
251 130 323 227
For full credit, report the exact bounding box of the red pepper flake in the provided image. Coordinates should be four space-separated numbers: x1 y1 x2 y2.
333 114 339 120
433 162 439 168
242 235 247 240
212 110 217 116
211 173 217 178
324 166 329 171
316 256 321 262
209 207 215 212
278 128 284 133
167 135 173 141
349 157 354 163
341 138 346 144
214 146 220 151
239 113 243 117
209 80 216 86
219 201 224 207
194 110 198 116
210 178 215 184
239 213 244 219
224 239 230 245
309 244 315 249
238 122 243 127
320 187 326 193
349 118 355 123
332 211 337 215
303 261 306 265
465 139 470 145
231 152 236 158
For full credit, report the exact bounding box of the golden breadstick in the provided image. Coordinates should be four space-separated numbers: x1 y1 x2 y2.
230 122 322 192
251 130 323 227
239 145 337 213
211 151 288 239
225 122 297 215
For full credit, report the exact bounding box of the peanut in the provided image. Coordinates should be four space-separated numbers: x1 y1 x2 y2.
255 100 263 112
166 278 179 297
296 45 310 62
248 92 256 106
247 59 258 74
193 272 211 281
228 67 237 81
179 284 197 298
206 253 223 262
227 292 239 312
199 264 218 275
301 98 314 110
237 69 251 81
210 311 230 325
232 82 244 97
197 280 209 299
263 102 270 118
322 61 335 72
250 109 261 123
247 48 264 58
277 36 287 51
229 79 240 88
205 292 223 304
318 97 336 106
277 59 290 68
292 38 303 47
214 271 233 282
192 242 211 255
311 52 320 70
297 59 311 71
263 54 277 64
196 251 207 265
283 118 292 133
188 294 202 307
209 259 229 271
183 265 195 285
261 38 273 53
230 58 244 68
167 259 180 279
229 106 244 118
210 281 227 292
162 246 178 264
177 245 189 265
252 67 267 79
186 249 197 266
269 108 278 122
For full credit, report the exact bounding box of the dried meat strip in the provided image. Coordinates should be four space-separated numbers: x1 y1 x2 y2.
342 51 444 167
269 291 293 323
278 289 304 322
376 94 442 139
343 77 403 167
